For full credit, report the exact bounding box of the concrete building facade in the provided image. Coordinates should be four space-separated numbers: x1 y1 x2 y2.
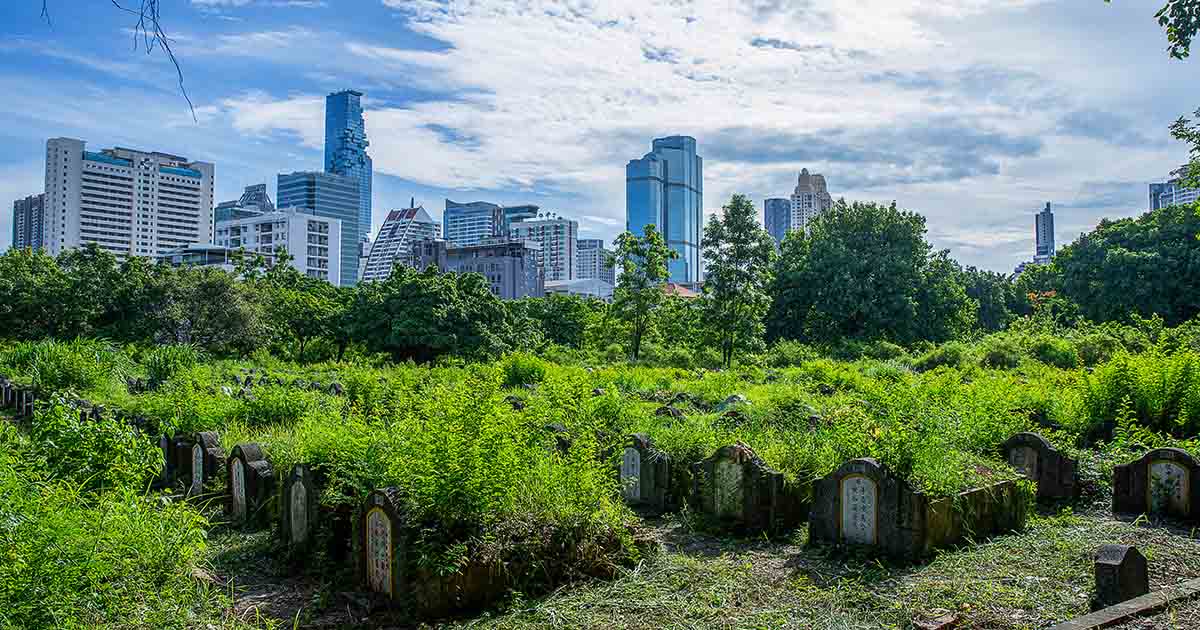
362 205 441 281
277 171 360 286
214 207 342 285
509 216 577 282
411 239 544 299
11 193 45 251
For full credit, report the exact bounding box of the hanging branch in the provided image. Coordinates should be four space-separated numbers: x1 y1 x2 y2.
40 0 196 121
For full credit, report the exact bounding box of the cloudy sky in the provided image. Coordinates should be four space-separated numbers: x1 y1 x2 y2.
0 0 1195 271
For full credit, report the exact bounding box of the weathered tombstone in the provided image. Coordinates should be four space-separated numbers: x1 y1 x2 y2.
1000 432 1077 500
280 463 318 550
592 388 606 397
810 458 1026 558
187 431 224 497
690 443 804 533
157 435 174 486
716 394 748 412
655 405 683 420
619 434 671 513
1094 545 1149 609
227 443 275 527
1113 447 1200 521
360 487 409 599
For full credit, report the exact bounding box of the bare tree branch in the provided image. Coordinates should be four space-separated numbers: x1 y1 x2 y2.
40 0 196 122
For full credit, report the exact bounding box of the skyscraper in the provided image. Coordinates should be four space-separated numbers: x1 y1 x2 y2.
577 238 615 286
43 138 214 258
790 169 832 234
626 136 703 283
510 215 578 282
277 171 360 286
443 199 505 247
362 205 441 281
1149 172 1200 210
763 198 790 245
324 90 372 242
11 193 45 251
1034 202 1055 264
215 183 275 224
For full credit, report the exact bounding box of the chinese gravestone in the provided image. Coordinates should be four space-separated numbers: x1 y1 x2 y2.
1000 432 1077 500
691 443 805 533
619 434 671 513
1113 447 1200 522
227 443 275 527
1094 544 1149 609
360 487 408 599
281 463 318 550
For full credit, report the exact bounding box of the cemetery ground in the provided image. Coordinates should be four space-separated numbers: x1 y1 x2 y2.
4 329 1200 629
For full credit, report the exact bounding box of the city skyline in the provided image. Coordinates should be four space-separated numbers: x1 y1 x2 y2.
0 2 1198 272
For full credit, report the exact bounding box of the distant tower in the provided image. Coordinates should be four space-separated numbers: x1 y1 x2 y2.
1034 202 1055 264
324 90 372 242
625 136 703 284
790 169 832 234
763 198 791 245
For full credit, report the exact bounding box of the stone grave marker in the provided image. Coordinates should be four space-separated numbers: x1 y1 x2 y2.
360 487 408 599
281 463 318 549
655 405 683 420
0 377 10 409
543 422 572 454
1113 447 1200 521
690 443 804 533
1000 432 1078 500
1094 545 1148 609
188 431 224 497
619 434 671 513
227 443 275 527
158 435 174 486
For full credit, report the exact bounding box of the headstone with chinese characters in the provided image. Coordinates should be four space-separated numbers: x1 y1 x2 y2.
1113 447 1200 522
690 443 804 533
1094 544 1148 609
281 463 318 550
359 487 409 600
619 434 672 513
1000 432 1077 500
187 431 225 498
227 443 275 527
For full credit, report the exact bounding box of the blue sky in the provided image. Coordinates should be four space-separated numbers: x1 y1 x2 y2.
0 0 1196 272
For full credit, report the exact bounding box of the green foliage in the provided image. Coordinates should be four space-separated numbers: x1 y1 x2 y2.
0 338 133 395
612 225 676 360
979 336 1023 369
765 340 819 367
502 352 549 388
1154 0 1200 60
1029 336 1079 369
913 341 972 372
1080 351 1200 439
700 194 777 367
27 394 160 491
141 343 203 388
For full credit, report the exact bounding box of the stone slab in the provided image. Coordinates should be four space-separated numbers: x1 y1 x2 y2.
1047 577 1200 630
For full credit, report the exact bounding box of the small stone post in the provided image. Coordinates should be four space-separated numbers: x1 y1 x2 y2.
1094 545 1149 609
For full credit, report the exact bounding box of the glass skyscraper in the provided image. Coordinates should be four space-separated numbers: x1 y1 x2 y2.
625 136 703 283
324 90 372 243
763 198 790 246
278 171 360 286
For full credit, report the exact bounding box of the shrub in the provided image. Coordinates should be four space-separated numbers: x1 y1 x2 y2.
1030 336 1078 369
661 346 695 369
0 339 133 395
601 343 626 363
27 394 159 491
141 343 203 388
765 340 818 367
501 352 549 388
865 340 906 361
913 342 971 372
1074 332 1122 367
979 337 1022 369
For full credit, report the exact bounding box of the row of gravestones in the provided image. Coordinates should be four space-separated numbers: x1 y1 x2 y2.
229 371 345 397
0 377 38 419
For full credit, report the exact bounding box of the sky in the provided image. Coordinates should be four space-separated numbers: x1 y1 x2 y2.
0 0 1196 272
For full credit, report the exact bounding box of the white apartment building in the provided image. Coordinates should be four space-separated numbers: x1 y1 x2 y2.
43 138 214 258
576 238 615 286
510 216 578 282
362 206 441 282
215 207 342 285
790 168 832 235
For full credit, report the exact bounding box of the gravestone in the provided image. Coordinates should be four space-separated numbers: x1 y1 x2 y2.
280 463 318 550
19 388 35 418
655 406 683 420
1000 432 1077 500
157 435 174 486
619 434 671 513
690 443 804 533
227 443 275 527
543 423 572 454
1094 545 1148 609
0 377 10 408
359 487 409 599
1113 448 1200 521
188 431 224 497
810 458 1025 558
716 394 748 412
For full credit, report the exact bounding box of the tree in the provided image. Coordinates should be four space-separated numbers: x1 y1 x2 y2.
766 201 975 345
961 265 1018 332
700 194 776 366
517 294 603 349
611 225 676 360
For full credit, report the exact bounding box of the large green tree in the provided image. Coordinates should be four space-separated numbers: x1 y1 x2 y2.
766 201 976 345
700 194 776 366
611 224 676 360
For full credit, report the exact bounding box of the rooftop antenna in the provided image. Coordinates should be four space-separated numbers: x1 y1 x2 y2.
411 197 415 208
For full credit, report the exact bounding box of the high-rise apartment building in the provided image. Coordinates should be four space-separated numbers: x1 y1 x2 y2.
277 171 360 286
626 135 703 283
215 183 274 224
324 90 372 242
214 207 342 285
790 169 832 234
362 205 441 281
443 199 505 247
43 138 214 258
411 239 544 299
576 238 615 286
1149 175 1200 211
509 216 578 282
763 198 790 245
11 193 45 251
1034 202 1055 264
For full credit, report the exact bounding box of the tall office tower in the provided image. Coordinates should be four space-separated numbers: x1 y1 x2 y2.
509 215 578 282
763 197 791 245
324 90 372 241
362 205 441 281
626 135 703 283
576 237 615 285
215 183 275 224
11 193 45 251
1034 202 1055 264
214 207 342 285
43 138 214 258
789 168 832 234
443 199 505 246
1149 171 1200 211
277 171 360 286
